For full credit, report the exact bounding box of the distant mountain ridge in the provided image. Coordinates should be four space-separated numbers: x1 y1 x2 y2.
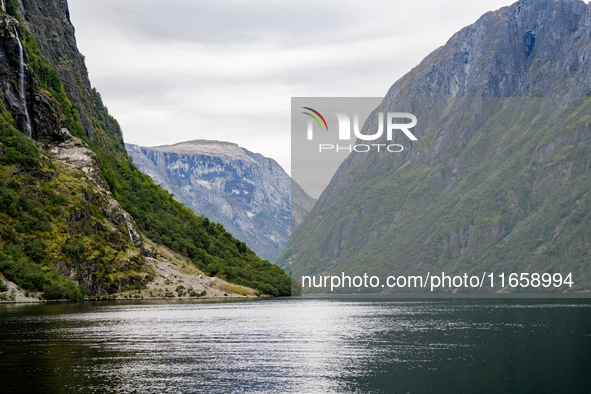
126 140 316 262
280 0 591 292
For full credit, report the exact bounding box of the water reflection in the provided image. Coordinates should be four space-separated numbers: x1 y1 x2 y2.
1 299 590 393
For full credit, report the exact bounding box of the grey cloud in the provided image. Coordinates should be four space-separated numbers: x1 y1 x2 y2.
67 0 513 177
69 0 434 46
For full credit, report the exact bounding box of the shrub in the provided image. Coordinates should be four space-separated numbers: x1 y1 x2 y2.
25 239 46 263
43 280 85 300
62 239 85 258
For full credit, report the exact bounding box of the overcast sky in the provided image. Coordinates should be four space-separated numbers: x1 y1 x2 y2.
67 0 513 176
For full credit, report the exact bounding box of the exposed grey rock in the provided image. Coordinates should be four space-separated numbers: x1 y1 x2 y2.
44 135 106 189
126 140 316 262
387 0 591 98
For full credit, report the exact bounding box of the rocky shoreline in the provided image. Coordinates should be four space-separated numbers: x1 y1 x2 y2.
1 241 266 305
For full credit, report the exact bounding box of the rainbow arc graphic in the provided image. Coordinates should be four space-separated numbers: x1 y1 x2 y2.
302 107 329 131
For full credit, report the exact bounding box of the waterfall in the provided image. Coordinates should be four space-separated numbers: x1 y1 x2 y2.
13 27 32 138
1 1 5 12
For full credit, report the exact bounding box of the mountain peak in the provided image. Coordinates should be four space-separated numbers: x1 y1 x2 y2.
387 0 591 98
141 139 256 162
126 140 317 262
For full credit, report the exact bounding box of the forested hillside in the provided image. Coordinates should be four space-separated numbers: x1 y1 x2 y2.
0 0 290 299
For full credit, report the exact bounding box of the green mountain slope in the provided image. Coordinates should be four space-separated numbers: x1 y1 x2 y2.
281 0 591 293
286 98 591 292
0 0 290 298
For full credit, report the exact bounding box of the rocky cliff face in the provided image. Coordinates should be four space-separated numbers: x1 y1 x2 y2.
388 0 591 98
16 0 115 145
281 0 591 292
126 140 316 262
0 17 65 143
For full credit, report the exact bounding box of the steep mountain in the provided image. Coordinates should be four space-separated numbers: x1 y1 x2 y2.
0 0 291 299
290 179 317 232
126 140 316 263
281 0 591 293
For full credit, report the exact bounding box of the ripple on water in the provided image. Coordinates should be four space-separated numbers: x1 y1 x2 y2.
1 298 590 393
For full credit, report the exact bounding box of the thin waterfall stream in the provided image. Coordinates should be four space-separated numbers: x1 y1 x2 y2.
13 27 32 138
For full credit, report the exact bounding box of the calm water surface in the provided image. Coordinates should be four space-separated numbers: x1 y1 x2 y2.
1 298 590 393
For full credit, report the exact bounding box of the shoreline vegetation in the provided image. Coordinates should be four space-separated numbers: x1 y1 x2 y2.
1 236 269 304
0 294 266 305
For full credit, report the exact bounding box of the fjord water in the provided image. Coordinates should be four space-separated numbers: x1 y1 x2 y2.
1 299 590 393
